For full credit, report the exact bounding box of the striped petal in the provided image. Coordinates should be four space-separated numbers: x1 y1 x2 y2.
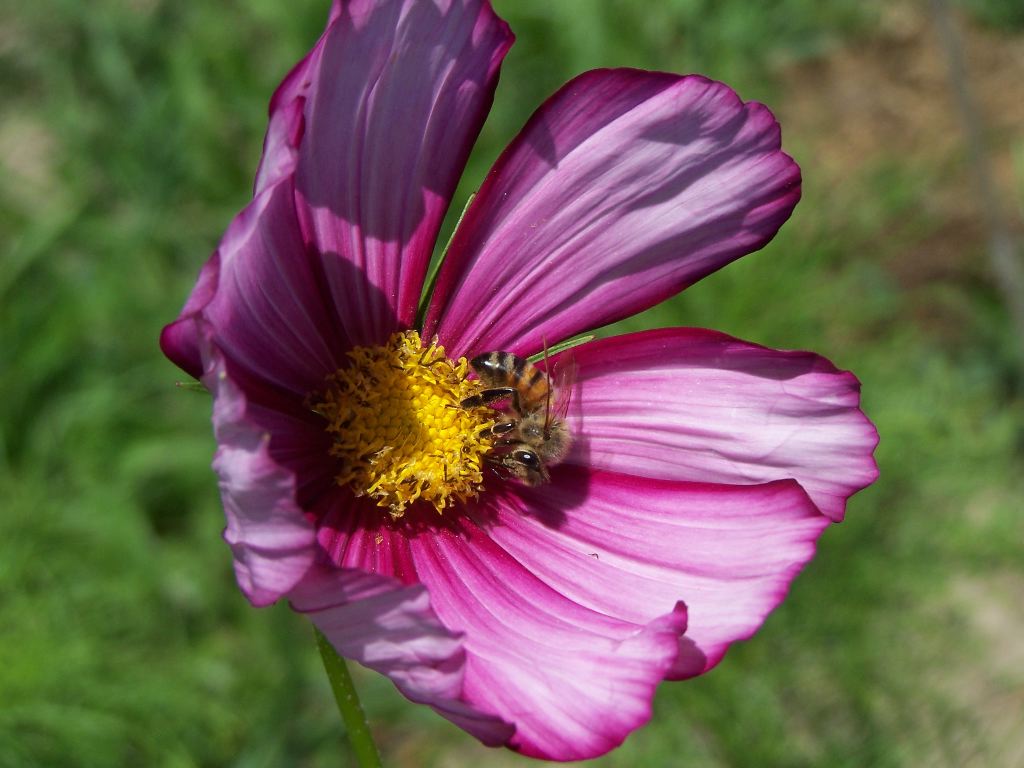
566 328 879 521
425 69 800 357
490 468 828 675
292 0 513 344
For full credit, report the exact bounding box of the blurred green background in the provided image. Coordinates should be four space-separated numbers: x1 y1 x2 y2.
2 0 1022 766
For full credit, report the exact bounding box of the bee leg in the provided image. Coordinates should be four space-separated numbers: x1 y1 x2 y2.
478 420 515 438
461 387 515 409
484 456 513 482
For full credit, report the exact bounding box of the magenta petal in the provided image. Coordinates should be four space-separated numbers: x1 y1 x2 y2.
290 565 515 747
195 177 346 396
425 69 800 355
251 2 350 195
292 0 513 343
314 493 424 582
160 251 220 379
568 328 879 521
201 347 317 607
253 61 313 196
491 467 829 676
409 517 688 760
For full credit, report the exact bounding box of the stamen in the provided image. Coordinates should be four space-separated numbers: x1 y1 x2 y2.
312 331 493 517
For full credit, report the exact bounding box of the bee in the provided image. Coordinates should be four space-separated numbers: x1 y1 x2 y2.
460 350 574 486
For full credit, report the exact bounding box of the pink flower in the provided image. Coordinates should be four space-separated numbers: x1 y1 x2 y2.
161 0 878 761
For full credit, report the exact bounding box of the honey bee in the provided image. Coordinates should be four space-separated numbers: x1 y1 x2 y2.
460 350 574 486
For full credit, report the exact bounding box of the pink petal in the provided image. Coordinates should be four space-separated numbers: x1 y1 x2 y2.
160 251 220 379
566 328 879 521
253 58 315 196
425 69 800 356
289 564 515 747
201 346 317 607
292 0 513 344
232 381 337 510
407 516 689 760
251 2 349 194
315 496 688 757
195 177 348 397
314 493 422 583
488 467 829 678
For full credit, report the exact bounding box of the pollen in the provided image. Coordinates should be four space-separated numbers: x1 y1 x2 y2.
312 331 494 517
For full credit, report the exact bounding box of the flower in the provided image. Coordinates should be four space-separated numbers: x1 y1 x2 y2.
161 0 879 760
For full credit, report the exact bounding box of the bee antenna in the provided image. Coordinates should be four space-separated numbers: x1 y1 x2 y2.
542 336 552 438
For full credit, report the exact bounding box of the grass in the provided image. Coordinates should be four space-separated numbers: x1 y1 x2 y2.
2 1 1022 766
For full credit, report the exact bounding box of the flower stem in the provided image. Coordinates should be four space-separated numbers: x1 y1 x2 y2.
314 626 383 768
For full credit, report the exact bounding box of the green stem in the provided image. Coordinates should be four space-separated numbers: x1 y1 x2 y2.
314 627 383 768
415 192 475 329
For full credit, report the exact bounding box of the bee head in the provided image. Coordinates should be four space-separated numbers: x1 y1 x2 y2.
501 448 549 486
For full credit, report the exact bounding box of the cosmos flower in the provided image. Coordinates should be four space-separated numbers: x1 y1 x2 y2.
161 0 878 761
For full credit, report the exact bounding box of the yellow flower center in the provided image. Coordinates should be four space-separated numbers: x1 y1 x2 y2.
313 331 493 517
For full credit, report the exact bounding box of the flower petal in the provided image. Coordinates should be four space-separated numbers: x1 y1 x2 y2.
425 69 801 356
292 0 513 343
567 328 879 521
201 346 317 607
487 467 828 678
160 250 220 379
251 2 351 194
408 515 689 760
314 493 422 582
193 177 348 396
289 563 515 747
253 57 315 196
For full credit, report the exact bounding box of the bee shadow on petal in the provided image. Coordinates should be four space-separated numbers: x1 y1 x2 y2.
466 435 593 533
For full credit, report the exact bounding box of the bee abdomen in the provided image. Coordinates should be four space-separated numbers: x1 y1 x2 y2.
469 350 553 407
523 365 549 402
470 351 523 386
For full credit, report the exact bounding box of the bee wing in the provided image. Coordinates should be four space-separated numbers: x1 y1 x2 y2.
548 351 577 424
